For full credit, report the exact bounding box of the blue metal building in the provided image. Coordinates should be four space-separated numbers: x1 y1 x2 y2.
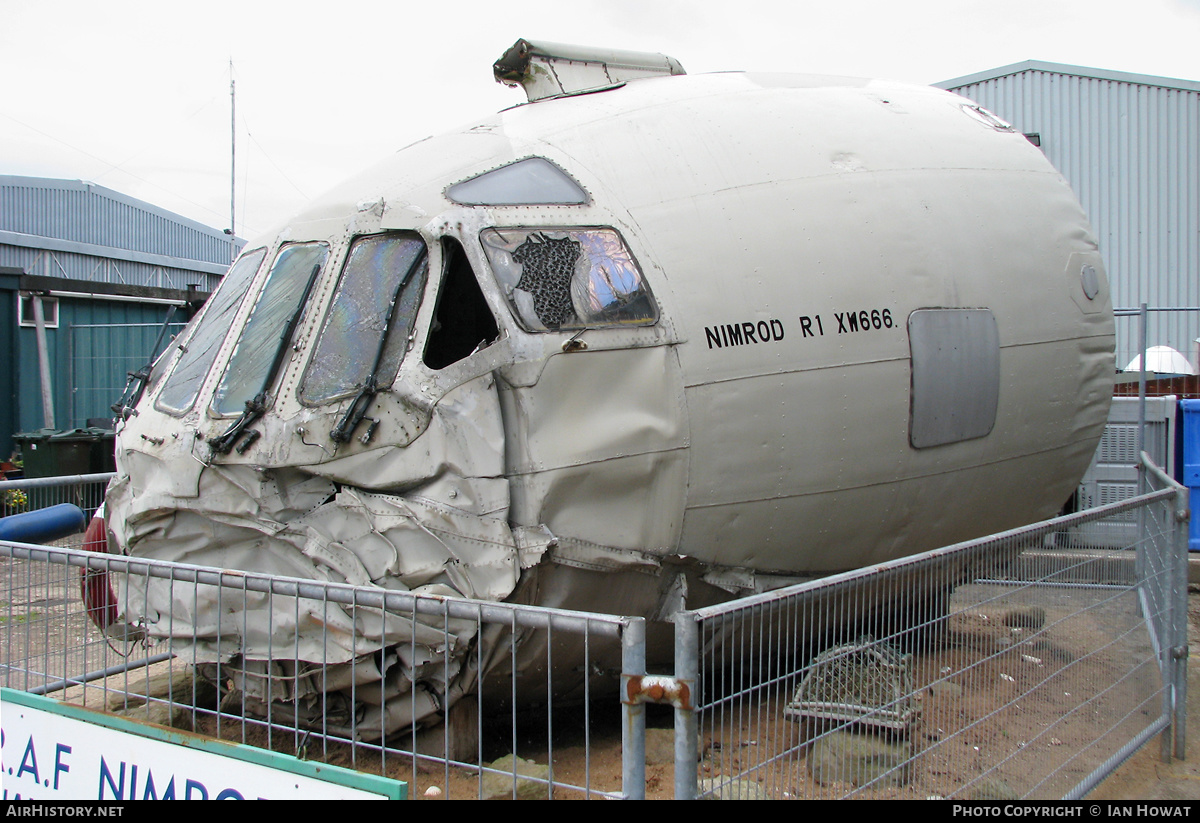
0 175 242 459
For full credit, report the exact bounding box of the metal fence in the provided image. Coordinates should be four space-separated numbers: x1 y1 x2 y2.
1 541 649 799
672 454 1190 800
1 461 1190 800
1113 306 1200 378
0 472 113 521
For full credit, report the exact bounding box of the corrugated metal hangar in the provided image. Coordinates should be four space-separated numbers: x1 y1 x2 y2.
1 175 242 459
937 61 1199 367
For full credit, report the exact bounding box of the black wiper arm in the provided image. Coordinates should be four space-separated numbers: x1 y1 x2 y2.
265 263 322 388
330 375 379 444
112 306 177 418
209 392 268 455
328 250 425 446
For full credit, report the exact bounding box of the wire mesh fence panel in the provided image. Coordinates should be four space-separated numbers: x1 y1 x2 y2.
69 322 185 428
1112 306 1200 377
0 474 114 540
0 541 645 800
679 474 1188 800
1111 306 1200 401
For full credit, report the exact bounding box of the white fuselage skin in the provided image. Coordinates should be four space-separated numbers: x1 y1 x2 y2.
105 72 1113 709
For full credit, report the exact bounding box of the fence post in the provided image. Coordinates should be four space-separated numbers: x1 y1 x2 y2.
675 611 699 800
621 616 646 800
1172 485 1190 760
1136 301 1148 466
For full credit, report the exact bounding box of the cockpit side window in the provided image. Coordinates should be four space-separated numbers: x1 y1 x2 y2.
422 237 500 370
211 242 328 416
300 234 428 405
480 227 657 332
155 247 267 416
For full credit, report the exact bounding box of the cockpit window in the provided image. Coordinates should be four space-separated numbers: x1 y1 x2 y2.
423 237 499 370
300 234 428 405
155 247 267 415
446 157 588 206
481 227 657 331
211 242 328 416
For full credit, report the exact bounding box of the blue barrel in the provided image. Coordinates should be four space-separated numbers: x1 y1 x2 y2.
0 504 87 544
1182 400 1200 551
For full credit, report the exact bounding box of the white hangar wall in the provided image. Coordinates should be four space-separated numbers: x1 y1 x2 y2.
937 61 1200 367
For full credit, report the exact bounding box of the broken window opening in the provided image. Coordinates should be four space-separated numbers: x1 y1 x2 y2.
422 237 500 371
481 227 658 332
514 232 579 329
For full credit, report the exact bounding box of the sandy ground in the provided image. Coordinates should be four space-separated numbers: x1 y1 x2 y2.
1084 587 1200 801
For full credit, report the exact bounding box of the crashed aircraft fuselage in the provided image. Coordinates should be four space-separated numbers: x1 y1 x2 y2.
101 63 1114 730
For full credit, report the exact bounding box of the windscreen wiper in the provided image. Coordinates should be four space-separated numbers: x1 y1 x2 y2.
111 306 177 419
208 392 267 455
211 263 322 456
330 375 379 444
330 251 426 445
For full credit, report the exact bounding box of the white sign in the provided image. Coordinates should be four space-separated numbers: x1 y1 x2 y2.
1 689 404 800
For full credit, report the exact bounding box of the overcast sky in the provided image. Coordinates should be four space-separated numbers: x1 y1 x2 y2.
2 0 1197 242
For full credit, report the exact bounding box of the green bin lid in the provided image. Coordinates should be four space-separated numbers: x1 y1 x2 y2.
48 428 105 442
12 428 59 442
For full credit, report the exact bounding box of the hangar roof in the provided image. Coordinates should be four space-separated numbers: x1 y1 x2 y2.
936 60 1200 94
1 175 241 289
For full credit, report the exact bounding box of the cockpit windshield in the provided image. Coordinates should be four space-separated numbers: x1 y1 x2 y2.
155 247 267 416
300 233 429 405
211 242 328 416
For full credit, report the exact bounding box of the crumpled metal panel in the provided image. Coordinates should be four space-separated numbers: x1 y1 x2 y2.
107 375 543 734
500 345 688 554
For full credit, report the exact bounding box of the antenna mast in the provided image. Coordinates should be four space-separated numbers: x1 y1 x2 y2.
229 60 236 264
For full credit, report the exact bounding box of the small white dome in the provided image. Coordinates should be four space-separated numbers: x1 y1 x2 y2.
1123 345 1198 375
